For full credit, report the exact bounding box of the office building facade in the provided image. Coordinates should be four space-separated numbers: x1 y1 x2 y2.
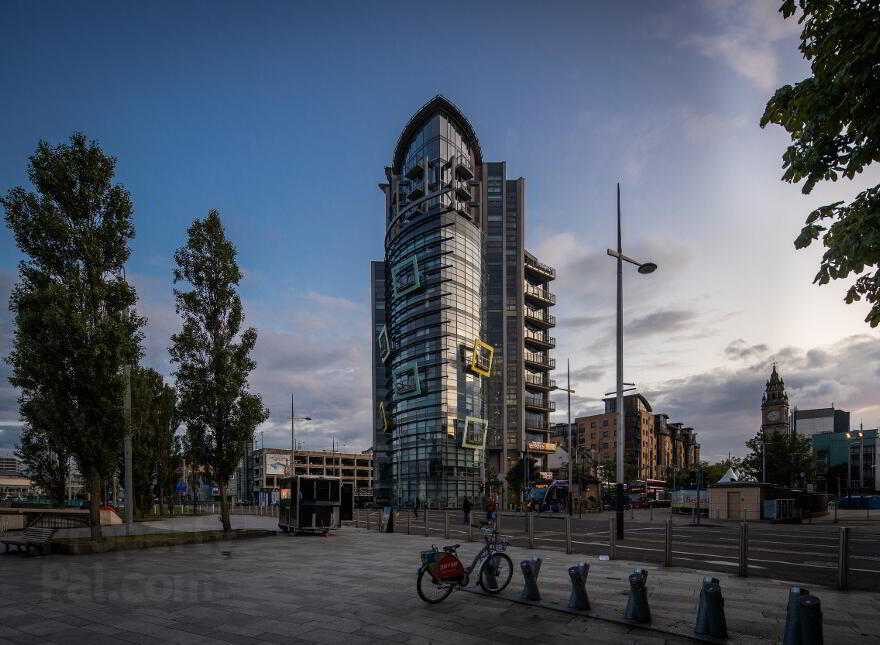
794 407 850 437
371 96 556 506
811 427 878 493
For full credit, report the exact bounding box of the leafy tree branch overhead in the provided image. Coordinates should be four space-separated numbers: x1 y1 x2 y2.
761 0 880 327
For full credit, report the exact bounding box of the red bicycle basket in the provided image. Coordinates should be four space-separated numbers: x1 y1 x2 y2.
424 551 465 579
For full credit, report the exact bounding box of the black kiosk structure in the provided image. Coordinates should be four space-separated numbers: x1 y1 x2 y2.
278 475 342 535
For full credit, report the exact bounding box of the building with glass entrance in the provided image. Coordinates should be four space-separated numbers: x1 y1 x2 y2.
371 96 557 507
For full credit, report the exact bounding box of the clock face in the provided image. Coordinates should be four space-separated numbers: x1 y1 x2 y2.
767 410 780 422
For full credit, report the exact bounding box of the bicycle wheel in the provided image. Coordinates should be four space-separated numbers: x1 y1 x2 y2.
416 568 454 604
479 553 513 594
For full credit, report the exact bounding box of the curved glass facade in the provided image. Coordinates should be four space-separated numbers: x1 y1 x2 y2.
382 106 486 506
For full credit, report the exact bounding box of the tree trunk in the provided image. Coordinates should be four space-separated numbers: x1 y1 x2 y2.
158 468 165 517
88 475 103 539
219 478 231 531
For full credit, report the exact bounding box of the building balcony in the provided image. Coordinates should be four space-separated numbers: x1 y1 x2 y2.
405 158 424 180
454 156 474 180
524 308 555 328
524 329 555 349
524 283 556 305
525 396 556 412
455 183 472 202
525 421 552 433
524 374 556 390
524 254 556 279
524 351 555 370
407 184 424 201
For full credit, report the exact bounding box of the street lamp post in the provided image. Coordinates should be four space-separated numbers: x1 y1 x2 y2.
607 183 657 540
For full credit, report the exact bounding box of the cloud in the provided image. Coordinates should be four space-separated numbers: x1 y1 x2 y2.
556 314 610 331
627 309 698 339
724 339 769 361
570 364 607 384
681 0 801 91
642 334 880 462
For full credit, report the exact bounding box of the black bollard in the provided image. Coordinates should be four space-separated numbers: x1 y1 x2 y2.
783 587 810 645
624 568 651 624
520 557 542 601
694 576 727 639
568 562 591 610
798 595 823 645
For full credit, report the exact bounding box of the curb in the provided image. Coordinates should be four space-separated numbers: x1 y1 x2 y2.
50 529 277 555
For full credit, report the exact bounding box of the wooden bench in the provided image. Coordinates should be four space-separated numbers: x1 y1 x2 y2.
1 527 55 556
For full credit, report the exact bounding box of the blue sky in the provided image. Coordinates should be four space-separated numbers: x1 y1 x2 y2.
2 1 878 461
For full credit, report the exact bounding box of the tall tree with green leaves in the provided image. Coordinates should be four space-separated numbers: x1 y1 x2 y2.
761 0 880 326
153 381 180 516
170 210 268 531
3 133 143 537
15 397 69 507
741 430 814 487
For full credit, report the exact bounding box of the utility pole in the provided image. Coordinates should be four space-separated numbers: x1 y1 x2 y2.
607 184 657 541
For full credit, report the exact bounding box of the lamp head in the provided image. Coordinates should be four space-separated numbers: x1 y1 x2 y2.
638 262 658 275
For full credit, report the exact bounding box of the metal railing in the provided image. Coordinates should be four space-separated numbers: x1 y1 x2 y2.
524 329 556 346
524 374 556 389
524 351 556 369
524 283 556 304
524 255 556 278
524 308 556 326
525 396 556 411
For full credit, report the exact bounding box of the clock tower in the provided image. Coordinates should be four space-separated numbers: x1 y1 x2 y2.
761 364 790 436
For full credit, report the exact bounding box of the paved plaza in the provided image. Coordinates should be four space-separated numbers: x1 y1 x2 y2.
0 516 876 644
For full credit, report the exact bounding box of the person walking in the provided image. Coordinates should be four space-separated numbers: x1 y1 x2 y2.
486 498 497 525
462 497 472 525
413 497 420 519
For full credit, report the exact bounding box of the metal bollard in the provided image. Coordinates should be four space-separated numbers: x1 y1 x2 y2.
424 510 429 536
837 527 850 590
568 562 590 610
565 515 572 554
624 568 651 623
650 505 653 521
407 510 411 535
366 509 371 531
798 595 823 645
520 557 542 601
738 521 749 577
782 587 811 645
609 516 617 560
631 506 634 520
694 576 727 639
497 511 502 532
355 508 360 528
444 511 449 539
468 521 473 542
528 513 535 549
663 518 672 567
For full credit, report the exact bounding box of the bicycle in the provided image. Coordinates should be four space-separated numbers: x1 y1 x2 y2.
416 523 513 603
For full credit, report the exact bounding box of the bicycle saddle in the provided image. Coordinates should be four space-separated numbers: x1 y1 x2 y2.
442 544 460 553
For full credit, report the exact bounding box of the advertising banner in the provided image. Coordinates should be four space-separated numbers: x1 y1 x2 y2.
266 454 290 476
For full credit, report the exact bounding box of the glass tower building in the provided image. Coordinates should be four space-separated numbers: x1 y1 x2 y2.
371 96 556 507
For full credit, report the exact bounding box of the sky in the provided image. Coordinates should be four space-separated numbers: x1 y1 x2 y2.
1 1 878 463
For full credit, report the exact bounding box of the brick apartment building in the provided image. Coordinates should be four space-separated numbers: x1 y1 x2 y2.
575 393 699 482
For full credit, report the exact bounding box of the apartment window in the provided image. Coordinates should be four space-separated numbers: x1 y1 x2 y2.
602 420 608 427
590 422 596 428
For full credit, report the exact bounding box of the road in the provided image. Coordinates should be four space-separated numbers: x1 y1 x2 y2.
357 508 880 592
